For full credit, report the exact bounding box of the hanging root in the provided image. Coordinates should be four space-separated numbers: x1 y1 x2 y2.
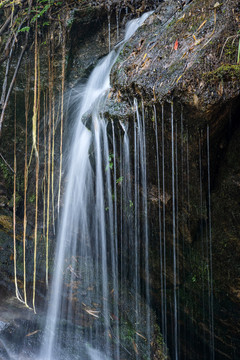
51 91 55 236
33 23 40 313
0 0 33 134
46 33 54 288
13 90 24 305
58 25 66 214
42 92 47 244
22 64 31 309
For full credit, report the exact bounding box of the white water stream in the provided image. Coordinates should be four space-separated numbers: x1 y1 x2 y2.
0 8 218 360
39 12 153 360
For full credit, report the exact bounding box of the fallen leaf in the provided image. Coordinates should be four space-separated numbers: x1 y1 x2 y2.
176 74 183 83
84 309 100 318
26 330 40 337
111 314 119 321
197 19 207 32
136 331 147 340
86 286 94 291
132 341 139 355
176 13 185 24
181 51 187 59
195 38 204 45
174 39 179 50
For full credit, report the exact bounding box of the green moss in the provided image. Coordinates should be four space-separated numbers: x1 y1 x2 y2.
120 320 135 344
203 64 240 83
224 42 238 61
0 214 13 232
168 59 185 76
28 194 36 203
166 17 177 28
0 160 13 189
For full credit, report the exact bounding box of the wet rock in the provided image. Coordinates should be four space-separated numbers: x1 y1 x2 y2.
112 0 240 125
109 1 240 358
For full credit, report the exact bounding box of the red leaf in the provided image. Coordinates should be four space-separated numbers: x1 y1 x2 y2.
174 39 179 50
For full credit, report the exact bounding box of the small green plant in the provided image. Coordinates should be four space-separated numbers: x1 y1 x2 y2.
116 176 123 184
18 26 30 33
105 154 114 171
237 38 240 64
29 194 36 203
192 275 197 283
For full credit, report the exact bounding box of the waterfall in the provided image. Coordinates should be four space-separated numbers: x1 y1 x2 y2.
0 2 223 358
39 11 153 360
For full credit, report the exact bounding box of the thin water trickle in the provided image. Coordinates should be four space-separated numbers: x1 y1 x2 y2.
116 8 120 42
199 131 207 360
154 105 164 344
175 114 180 358
161 103 167 352
207 125 215 360
119 120 133 310
134 119 140 359
108 11 111 53
135 99 151 358
111 120 120 360
171 102 178 360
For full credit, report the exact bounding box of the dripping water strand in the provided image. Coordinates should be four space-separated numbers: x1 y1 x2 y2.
171 102 178 360
108 10 111 53
207 125 215 360
134 98 151 358
111 120 120 360
153 105 164 344
161 103 167 352
199 131 207 360
134 119 140 359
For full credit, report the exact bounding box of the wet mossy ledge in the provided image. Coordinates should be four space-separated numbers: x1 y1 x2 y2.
203 64 240 83
111 0 240 123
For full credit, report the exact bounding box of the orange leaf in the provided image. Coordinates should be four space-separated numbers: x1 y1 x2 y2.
174 39 179 50
132 341 139 355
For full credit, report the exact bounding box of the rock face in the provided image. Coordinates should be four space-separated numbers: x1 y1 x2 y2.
0 0 240 359
108 0 240 359
112 0 240 118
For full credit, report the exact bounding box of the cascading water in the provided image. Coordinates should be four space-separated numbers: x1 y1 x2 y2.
39 12 153 360
0 6 220 359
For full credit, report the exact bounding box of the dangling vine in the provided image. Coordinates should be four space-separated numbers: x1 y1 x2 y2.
0 0 145 310
23 64 31 309
57 24 66 214
13 90 24 304
32 20 39 313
